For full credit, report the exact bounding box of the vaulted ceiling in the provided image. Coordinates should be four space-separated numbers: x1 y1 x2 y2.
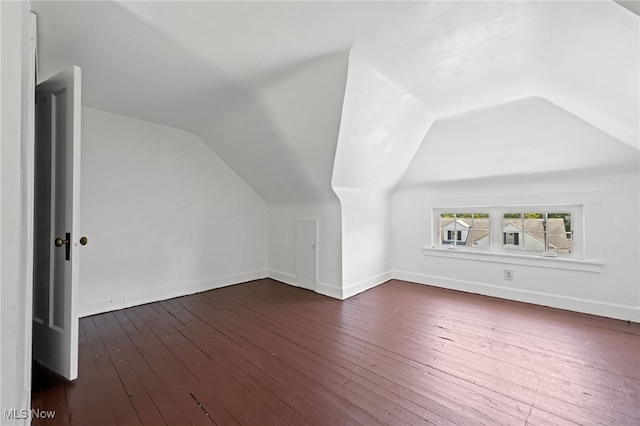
31 1 639 203
32 1 425 203
333 1 638 193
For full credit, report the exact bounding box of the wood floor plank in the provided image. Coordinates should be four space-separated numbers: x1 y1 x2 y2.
216 284 532 424
30 361 69 426
236 280 639 424
32 279 640 425
174 297 391 426
166 309 341 426
233 280 640 424
196 288 483 425
122 306 237 426
162 305 315 426
146 308 283 425
174 298 424 425
338 284 637 422
65 331 120 425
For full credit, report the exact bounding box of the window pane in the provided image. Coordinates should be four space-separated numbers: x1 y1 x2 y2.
548 213 572 253
503 213 545 252
440 213 489 247
466 215 489 247
503 212 572 253
440 214 463 245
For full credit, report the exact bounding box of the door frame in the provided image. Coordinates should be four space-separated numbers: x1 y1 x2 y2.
24 9 38 400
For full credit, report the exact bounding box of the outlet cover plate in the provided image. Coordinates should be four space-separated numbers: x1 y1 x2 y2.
504 269 514 281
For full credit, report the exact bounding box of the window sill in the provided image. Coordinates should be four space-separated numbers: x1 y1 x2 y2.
422 247 604 273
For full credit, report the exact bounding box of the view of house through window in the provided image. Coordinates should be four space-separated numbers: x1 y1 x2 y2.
502 213 572 254
439 213 490 247
437 209 575 256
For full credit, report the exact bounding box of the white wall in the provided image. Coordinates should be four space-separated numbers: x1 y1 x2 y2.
268 202 342 298
332 51 432 295
393 169 639 321
1 1 32 422
336 190 394 298
80 107 268 316
330 2 637 307
392 100 640 321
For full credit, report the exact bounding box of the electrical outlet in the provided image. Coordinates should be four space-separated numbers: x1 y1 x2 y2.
504 269 514 281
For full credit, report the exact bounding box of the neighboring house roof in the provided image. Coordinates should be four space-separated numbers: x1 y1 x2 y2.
441 218 471 230
503 218 571 251
461 218 490 246
440 217 489 244
440 217 571 250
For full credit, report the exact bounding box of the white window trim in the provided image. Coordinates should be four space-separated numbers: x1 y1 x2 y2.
422 246 604 272
430 205 602 272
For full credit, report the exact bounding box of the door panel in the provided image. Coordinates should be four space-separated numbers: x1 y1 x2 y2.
33 96 52 326
33 66 82 381
296 220 317 291
51 88 68 331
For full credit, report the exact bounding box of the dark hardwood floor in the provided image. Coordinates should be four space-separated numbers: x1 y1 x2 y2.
32 279 639 425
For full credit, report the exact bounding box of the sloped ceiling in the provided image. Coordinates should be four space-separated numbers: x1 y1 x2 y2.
31 1 639 202
402 96 639 186
333 0 638 192
32 0 428 203
615 0 640 15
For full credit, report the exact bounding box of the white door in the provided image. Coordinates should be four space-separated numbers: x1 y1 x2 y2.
32 66 83 381
296 220 317 291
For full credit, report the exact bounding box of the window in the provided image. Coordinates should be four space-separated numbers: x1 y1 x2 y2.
447 230 462 241
504 232 519 245
434 206 579 258
503 212 572 254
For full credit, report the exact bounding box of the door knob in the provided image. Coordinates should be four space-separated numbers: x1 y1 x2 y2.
54 237 69 247
54 236 88 246
55 232 72 261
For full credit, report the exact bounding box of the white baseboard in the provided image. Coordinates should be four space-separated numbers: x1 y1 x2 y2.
79 269 268 317
393 270 640 322
342 270 393 300
79 268 637 322
268 269 297 287
315 281 343 299
269 270 344 300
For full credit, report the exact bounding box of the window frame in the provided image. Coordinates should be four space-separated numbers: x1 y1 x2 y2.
500 210 575 256
433 205 582 259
